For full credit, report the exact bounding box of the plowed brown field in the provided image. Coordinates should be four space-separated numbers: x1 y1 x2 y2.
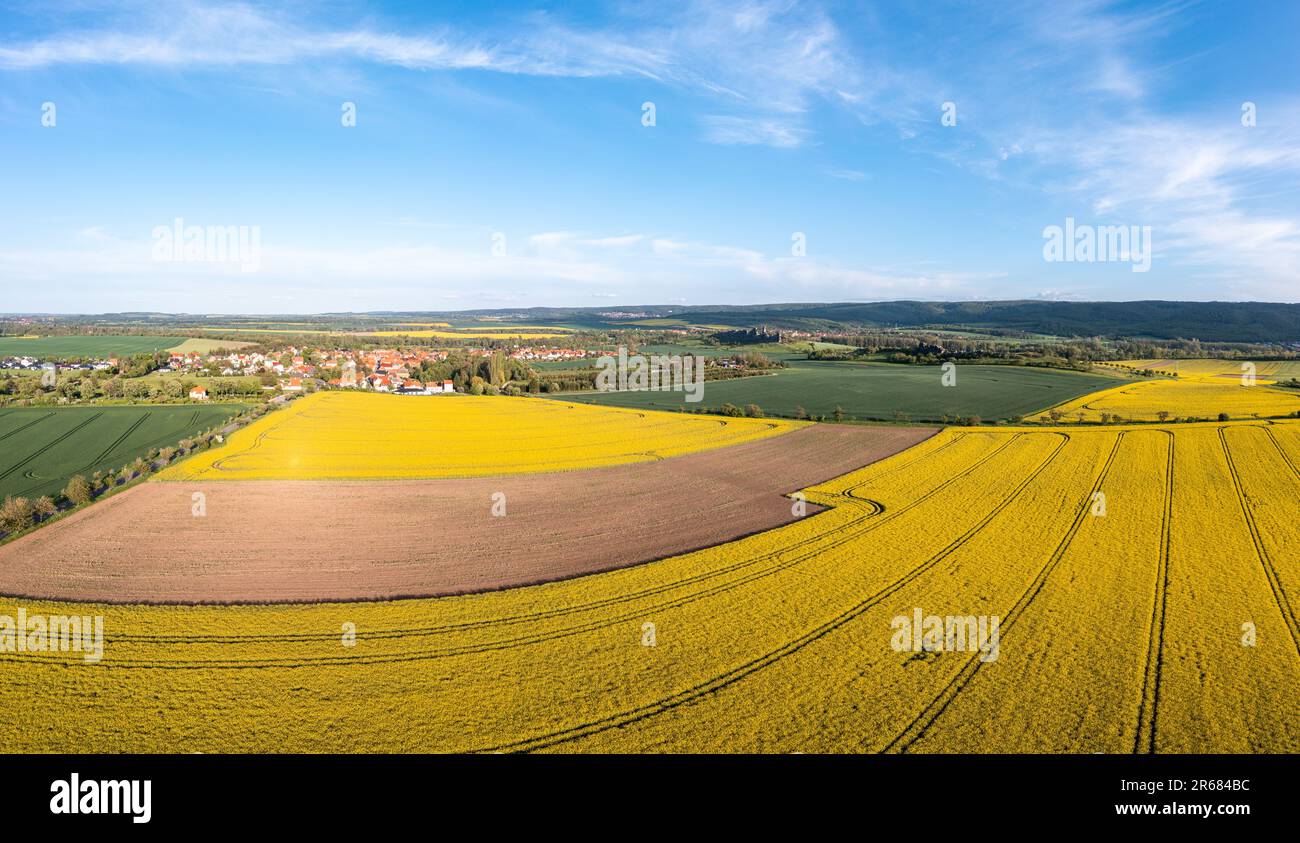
0 424 933 603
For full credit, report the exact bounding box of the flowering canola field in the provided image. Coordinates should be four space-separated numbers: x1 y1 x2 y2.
1109 358 1300 381
363 329 571 339
160 391 801 480
1044 378 1300 422
4 419 1297 752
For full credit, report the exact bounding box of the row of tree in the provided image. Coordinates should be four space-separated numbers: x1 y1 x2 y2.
0 373 263 403
816 331 1300 370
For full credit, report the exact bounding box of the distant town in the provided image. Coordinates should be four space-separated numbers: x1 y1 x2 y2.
3 343 602 399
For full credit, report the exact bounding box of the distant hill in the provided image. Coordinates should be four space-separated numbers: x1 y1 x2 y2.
425 301 1300 343
13 301 1299 344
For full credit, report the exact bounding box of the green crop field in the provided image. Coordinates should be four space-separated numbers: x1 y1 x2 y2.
527 342 793 371
0 335 186 358
168 337 256 354
548 360 1127 421
0 404 245 500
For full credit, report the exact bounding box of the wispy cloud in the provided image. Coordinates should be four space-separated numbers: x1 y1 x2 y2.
873 0 1300 295
0 1 677 80
0 1 861 148
700 115 806 148
3 0 1297 301
0 224 994 310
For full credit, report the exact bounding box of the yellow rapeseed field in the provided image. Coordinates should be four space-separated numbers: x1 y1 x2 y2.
364 329 570 339
159 390 802 480
1044 378 1300 422
1108 358 1300 381
4 419 1296 752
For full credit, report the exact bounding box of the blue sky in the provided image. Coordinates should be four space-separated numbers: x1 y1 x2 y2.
1 0 1297 313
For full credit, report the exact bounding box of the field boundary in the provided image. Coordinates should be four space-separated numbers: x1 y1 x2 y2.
1134 431 1174 754
1218 427 1300 657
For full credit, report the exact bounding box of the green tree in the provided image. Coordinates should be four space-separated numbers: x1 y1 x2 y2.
63 475 92 505
124 380 150 399
488 351 507 386
0 496 35 533
34 496 57 520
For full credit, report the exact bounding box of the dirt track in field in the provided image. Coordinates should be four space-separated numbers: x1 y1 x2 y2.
0 424 934 603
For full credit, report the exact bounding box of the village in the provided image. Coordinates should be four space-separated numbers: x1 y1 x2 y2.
2 339 791 405
159 343 599 398
1 339 609 405
1 355 115 373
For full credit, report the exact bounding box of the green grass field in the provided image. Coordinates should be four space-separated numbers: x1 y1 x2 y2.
548 360 1126 421
527 342 792 371
0 404 245 500
168 337 256 354
0 335 186 358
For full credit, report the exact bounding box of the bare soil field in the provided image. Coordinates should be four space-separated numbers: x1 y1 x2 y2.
0 424 933 603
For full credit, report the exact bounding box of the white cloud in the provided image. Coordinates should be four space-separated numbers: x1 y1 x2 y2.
0 4 503 71
1030 116 1300 294
4 1 1298 298
579 234 645 247
700 115 806 148
0 1 861 149
868 1 1300 296
0 225 993 311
